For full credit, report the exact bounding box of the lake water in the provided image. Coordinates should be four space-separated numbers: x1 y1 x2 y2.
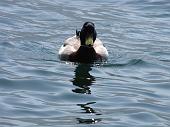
0 0 170 126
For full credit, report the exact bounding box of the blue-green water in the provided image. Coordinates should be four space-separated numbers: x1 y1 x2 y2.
0 0 170 126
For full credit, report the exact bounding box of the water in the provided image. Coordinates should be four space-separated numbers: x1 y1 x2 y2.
0 0 170 126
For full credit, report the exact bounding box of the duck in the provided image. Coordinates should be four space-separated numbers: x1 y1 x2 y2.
58 22 108 63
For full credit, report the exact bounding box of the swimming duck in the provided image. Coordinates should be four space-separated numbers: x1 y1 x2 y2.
58 22 108 63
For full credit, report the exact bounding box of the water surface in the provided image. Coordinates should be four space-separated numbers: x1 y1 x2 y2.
0 0 170 126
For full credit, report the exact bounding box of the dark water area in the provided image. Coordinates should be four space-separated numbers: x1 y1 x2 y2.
0 0 170 126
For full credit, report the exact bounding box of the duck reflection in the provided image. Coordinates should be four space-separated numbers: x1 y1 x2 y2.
77 117 101 124
77 102 102 124
72 64 95 94
71 64 102 124
77 102 97 114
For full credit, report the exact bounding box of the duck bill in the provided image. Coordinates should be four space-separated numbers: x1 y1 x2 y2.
85 36 93 46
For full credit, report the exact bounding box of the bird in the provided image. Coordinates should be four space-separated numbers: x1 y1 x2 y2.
58 22 108 63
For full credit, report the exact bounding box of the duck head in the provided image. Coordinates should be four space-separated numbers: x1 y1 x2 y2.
80 22 97 47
